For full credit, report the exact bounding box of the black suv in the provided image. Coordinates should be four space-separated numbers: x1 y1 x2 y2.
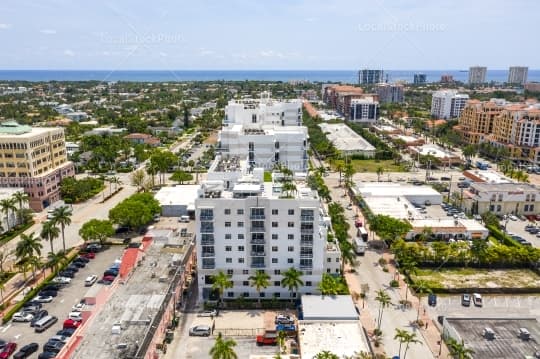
13 343 39 359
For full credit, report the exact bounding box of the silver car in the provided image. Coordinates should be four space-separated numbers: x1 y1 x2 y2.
189 325 211 336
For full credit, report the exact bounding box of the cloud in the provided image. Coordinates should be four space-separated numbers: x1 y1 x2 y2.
63 49 75 57
40 29 57 35
259 50 285 58
0 23 11 29
304 17 318 22
159 52 167 57
199 48 215 56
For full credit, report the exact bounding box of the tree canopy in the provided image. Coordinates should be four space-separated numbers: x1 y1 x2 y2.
79 219 115 244
108 193 161 229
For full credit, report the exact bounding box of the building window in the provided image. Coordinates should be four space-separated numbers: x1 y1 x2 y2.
274 269 281 275
227 269 233 275
288 209 295 215
237 209 244 215
327 268 331 273
274 281 280 286
272 222 278 227
259 292 265 298
274 293 281 298
288 246 294 252
238 258 244 263
243 281 249 286
225 234 231 239
227 292 234 298
496 205 501 211
288 234 294 240
238 234 244 240
225 246 232 251
272 209 278 215
243 292 250 297
327 258 331 262
225 209 230 215
306 281 312 287
272 246 278 252
238 246 244 252
225 222 231 227
272 234 278 240
237 222 244 227
288 258 294 264
243 270 249 275
226 258 232 263
272 258 278 264
288 222 294 227
336 258 340 262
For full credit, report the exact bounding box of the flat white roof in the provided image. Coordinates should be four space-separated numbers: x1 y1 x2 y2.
356 182 442 198
363 196 422 220
410 218 488 232
465 170 513 184
319 123 375 152
299 321 369 359
301 295 358 321
411 144 458 159
393 134 422 143
154 185 200 207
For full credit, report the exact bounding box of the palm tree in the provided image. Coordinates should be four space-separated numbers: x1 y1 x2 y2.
15 232 42 263
376 166 384 182
209 332 238 359
145 161 159 188
248 271 270 304
51 206 72 253
47 251 67 273
281 267 304 301
318 274 347 295
276 330 287 353
401 330 422 359
26 255 42 280
109 176 122 193
399 258 418 301
314 351 339 359
447 338 474 359
12 191 29 224
40 220 60 255
0 197 17 231
211 271 233 308
413 280 432 322
375 289 392 330
281 182 297 198
394 328 409 358
339 240 357 272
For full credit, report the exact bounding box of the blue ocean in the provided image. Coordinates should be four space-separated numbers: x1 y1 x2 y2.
0 69 538 83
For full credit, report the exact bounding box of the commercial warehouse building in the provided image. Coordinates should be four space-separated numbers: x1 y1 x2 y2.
319 123 376 157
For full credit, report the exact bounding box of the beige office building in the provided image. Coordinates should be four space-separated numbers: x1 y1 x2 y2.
0 121 74 211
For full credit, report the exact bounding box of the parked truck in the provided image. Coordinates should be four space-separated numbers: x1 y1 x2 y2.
256 331 278 346
476 161 489 170
353 237 368 255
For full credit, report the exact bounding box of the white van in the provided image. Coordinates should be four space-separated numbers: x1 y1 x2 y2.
179 215 190 223
34 315 58 333
85 275 97 287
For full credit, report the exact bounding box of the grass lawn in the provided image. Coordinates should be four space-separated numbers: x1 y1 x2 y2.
332 159 407 173
411 268 540 290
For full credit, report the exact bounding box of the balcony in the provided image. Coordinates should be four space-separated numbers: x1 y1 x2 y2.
200 226 214 233
300 240 313 246
250 262 266 268
250 214 266 220
300 216 314 222
301 228 314 235
300 253 313 258
201 252 215 258
201 239 215 245
200 215 214 221
250 226 265 233
250 238 265 244
299 263 313 270
202 263 215 269
250 251 266 257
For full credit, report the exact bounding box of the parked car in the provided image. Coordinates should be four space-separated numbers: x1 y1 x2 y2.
81 252 95 259
12 312 34 323
58 271 75 278
37 352 57 359
43 341 64 354
38 290 58 298
74 256 89 263
66 264 79 272
42 284 62 291
428 293 437 307
256 331 278 346
52 276 71 284
47 335 68 344
34 295 53 303
21 304 41 315
197 310 217 317
189 325 211 337
275 314 295 325
56 328 75 337
63 319 81 330
461 294 471 307
509 214 518 221
84 275 97 287
72 300 86 312
68 312 82 321
13 343 39 359
0 343 17 359
473 293 483 307
103 270 118 277
30 310 49 327
72 261 85 268
86 243 102 252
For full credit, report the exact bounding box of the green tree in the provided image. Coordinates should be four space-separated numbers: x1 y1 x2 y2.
446 338 474 359
211 271 233 308
375 289 392 330
0 197 17 231
79 219 115 244
130 169 147 191
281 267 304 301
314 351 339 359
399 329 422 359
248 271 270 304
413 280 432 321
209 332 238 359
318 274 348 295
170 170 194 184
108 193 161 230
51 206 72 253
376 166 384 182
12 191 29 224
46 251 67 273
40 220 60 254
481 211 500 229
15 232 42 262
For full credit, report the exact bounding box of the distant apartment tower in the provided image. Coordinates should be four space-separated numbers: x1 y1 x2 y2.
375 83 404 103
350 97 379 124
358 69 384 84
413 73 427 85
524 83 540 92
0 121 75 211
430 90 469 119
468 66 487 85
508 66 528 85
440 74 454 83
454 99 507 144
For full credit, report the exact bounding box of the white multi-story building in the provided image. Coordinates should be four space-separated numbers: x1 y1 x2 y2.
430 90 469 119
349 97 379 124
196 158 341 301
218 93 308 171
508 66 528 85
468 66 487 85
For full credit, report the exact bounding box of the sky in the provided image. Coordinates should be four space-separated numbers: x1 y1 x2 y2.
0 0 538 70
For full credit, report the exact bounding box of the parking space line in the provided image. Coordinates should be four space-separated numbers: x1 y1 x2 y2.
1 324 11 333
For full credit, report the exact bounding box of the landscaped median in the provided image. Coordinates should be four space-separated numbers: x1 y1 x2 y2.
1 248 79 324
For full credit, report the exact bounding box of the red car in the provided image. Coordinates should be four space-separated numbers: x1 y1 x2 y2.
63 318 81 330
0 342 17 359
81 252 95 259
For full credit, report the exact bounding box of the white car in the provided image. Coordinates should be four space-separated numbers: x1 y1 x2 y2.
509 214 518 221
12 312 34 322
197 309 218 317
52 276 72 284
35 295 53 303
68 312 83 321
84 275 97 287
72 301 85 312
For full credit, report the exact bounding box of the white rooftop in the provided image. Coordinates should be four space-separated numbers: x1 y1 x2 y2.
411 144 458 159
301 295 358 321
356 182 442 198
154 185 200 206
298 321 369 359
393 134 422 143
410 218 487 232
464 170 513 184
319 123 375 152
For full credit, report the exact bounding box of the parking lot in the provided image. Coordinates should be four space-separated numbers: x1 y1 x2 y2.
167 310 292 359
504 217 540 248
0 245 124 358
